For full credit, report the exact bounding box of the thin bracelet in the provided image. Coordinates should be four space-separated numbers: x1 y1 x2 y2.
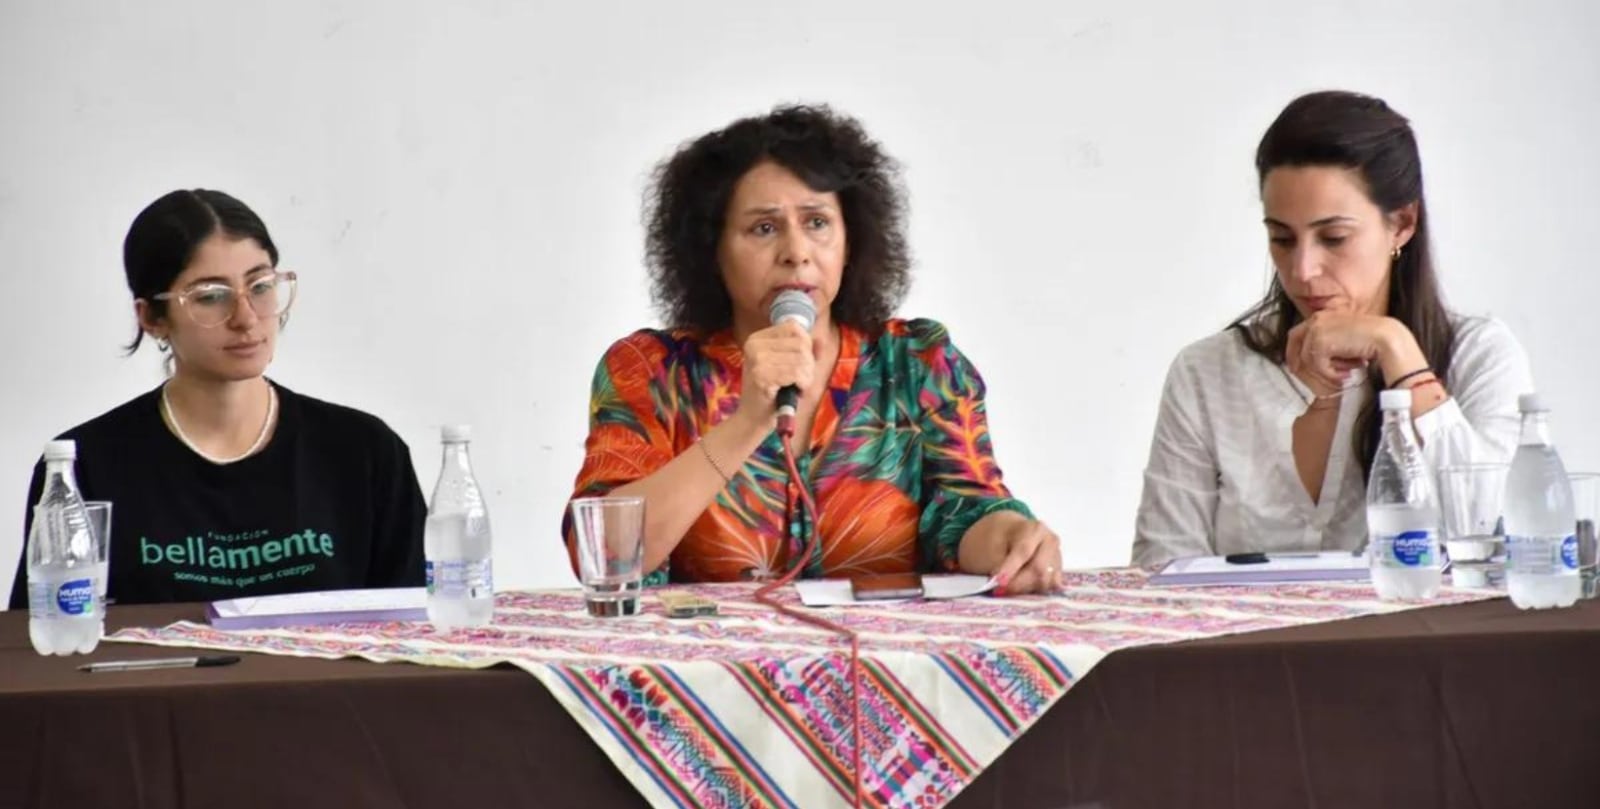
697 437 732 486
1390 367 1434 388
1407 377 1444 395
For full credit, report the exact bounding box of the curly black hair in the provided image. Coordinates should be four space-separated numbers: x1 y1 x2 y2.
644 104 910 336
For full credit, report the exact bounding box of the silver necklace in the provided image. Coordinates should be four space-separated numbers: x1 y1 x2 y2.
162 383 278 465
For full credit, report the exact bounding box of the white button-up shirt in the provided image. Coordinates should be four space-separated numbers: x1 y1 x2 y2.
1133 316 1533 567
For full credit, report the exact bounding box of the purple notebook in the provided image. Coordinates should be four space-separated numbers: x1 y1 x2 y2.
206 587 428 630
1149 552 1370 587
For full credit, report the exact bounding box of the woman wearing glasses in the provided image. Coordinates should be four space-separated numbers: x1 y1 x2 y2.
7 189 426 607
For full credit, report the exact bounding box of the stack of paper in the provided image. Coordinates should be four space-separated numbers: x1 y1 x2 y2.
1149 552 1369 587
794 574 998 607
207 587 429 629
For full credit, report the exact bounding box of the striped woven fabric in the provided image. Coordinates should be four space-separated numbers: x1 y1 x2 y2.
108 569 1497 808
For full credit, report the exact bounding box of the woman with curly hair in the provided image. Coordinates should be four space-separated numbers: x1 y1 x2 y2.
563 104 1060 595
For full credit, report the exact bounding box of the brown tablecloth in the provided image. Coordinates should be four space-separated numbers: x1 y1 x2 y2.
2 597 1597 809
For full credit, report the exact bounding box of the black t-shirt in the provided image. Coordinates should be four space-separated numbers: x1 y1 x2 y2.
7 382 426 608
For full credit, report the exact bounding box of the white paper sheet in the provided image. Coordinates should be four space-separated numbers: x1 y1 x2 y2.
794 574 998 607
210 587 428 618
1149 551 1370 586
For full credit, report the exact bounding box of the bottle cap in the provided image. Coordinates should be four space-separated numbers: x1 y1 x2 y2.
42 439 76 461
1517 393 1547 413
441 425 472 443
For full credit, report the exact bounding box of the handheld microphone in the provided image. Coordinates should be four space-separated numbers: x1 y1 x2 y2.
767 289 816 437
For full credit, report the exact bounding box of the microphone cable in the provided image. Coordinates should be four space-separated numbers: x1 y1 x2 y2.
752 420 865 808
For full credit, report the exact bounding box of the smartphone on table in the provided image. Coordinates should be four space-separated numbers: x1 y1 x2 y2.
849 572 925 601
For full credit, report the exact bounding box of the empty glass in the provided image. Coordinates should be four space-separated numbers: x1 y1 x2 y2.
569 496 646 617
1570 473 1599 599
1438 464 1509 588
83 501 112 607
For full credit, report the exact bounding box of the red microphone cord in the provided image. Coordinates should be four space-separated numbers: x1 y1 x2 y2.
753 426 864 808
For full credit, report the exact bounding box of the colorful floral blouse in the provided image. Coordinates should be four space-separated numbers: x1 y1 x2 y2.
565 318 1032 583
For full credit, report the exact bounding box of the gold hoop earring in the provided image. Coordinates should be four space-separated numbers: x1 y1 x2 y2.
1392 245 1403 260
156 337 170 353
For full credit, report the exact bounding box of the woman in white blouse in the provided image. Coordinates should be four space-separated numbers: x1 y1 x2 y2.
1133 90 1532 567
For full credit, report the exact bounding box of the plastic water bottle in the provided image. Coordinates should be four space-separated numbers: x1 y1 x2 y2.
26 440 105 655
424 425 494 629
1366 389 1443 601
1503 393 1580 609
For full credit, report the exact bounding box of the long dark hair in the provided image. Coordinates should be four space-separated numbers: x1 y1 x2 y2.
123 189 279 353
1231 90 1455 479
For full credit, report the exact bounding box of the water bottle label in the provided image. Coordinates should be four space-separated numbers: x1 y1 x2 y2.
1560 534 1579 570
1507 534 1579 575
1380 530 1436 567
56 578 95 616
28 581 53 616
426 560 493 599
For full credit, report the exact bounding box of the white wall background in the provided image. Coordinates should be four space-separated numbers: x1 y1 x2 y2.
2 0 1596 604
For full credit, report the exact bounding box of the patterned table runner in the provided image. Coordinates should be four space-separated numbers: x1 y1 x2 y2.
109 569 1498 808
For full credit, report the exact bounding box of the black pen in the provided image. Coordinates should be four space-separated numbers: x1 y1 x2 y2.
78 655 241 673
